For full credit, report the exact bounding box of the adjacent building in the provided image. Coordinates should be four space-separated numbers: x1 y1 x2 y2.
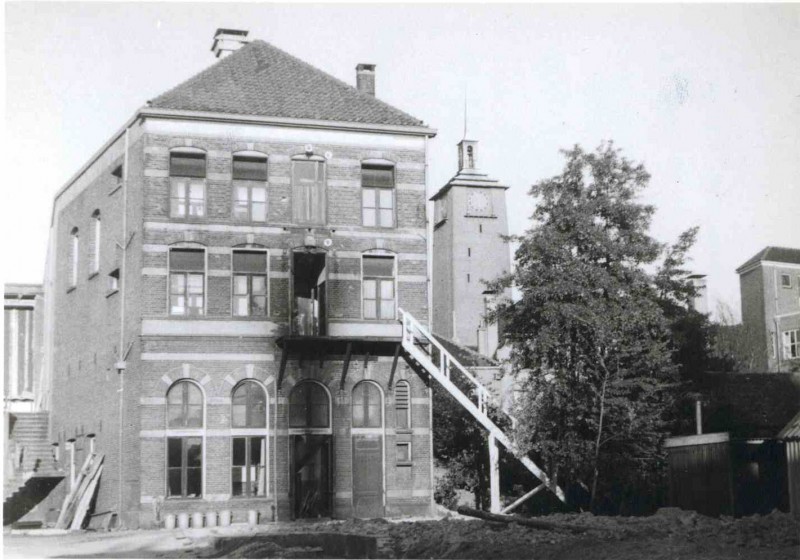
4 284 45 413
430 139 511 355
736 246 800 372
42 30 437 527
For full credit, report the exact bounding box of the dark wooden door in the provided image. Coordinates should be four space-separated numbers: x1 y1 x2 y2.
352 434 384 518
291 435 331 519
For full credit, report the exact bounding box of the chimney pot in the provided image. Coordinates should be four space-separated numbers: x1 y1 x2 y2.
211 28 250 59
356 63 376 97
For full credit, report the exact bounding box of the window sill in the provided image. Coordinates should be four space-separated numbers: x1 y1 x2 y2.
433 219 447 230
396 462 413 467
165 496 203 501
105 289 119 299
395 428 413 435
66 285 76 294
465 214 497 219
230 495 270 500
88 271 99 280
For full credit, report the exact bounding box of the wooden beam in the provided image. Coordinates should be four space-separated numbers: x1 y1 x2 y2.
501 483 546 514
277 345 290 391
339 342 353 391
456 507 590 534
388 344 401 388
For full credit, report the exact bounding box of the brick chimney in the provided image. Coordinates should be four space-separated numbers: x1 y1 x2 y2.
211 29 250 59
356 64 376 97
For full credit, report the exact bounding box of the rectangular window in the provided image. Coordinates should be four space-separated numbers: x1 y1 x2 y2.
361 166 395 228
92 215 101 274
233 155 268 181
783 330 799 360
70 232 79 287
396 442 411 464
362 255 395 320
170 152 206 218
167 437 202 498
292 159 325 225
108 269 120 293
169 249 205 316
232 436 267 497
781 274 792 288
232 251 268 317
233 186 267 222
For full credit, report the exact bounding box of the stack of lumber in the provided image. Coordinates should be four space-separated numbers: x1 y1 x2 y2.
55 453 104 530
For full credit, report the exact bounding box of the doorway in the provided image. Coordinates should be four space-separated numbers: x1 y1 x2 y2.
292 250 327 336
291 434 332 519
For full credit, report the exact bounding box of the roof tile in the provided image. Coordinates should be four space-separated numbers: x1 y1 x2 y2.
149 40 425 128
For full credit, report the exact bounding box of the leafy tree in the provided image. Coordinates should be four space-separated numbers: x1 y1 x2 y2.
488 142 694 513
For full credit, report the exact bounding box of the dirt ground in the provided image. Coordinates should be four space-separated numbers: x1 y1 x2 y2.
4 508 799 559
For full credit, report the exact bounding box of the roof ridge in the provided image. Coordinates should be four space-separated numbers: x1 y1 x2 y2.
250 40 424 126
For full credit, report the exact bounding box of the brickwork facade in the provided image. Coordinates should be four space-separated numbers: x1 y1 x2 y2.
45 110 435 527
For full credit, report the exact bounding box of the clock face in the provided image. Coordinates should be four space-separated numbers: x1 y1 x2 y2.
467 190 491 216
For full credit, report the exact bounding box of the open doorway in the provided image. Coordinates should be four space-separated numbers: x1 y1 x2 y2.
291 434 332 519
292 250 327 336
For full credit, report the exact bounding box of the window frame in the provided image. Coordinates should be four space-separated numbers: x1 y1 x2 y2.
231 249 269 318
783 329 799 360
232 152 268 222
165 379 205 500
396 442 412 465
169 149 207 220
361 254 397 321
291 156 326 225
288 380 332 432
361 164 396 229
230 379 269 498
781 274 792 289
91 211 101 275
352 380 383 430
168 247 207 316
69 228 79 289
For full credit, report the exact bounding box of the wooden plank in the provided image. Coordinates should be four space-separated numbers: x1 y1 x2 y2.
501 483 546 514
456 507 591 534
58 453 104 530
277 345 289 391
339 343 352 391
70 463 104 531
388 344 401 389
55 452 95 529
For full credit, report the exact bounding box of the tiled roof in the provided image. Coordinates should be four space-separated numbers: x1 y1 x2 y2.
736 246 800 273
148 40 425 128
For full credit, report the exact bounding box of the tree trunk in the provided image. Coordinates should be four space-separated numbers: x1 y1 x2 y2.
590 367 609 511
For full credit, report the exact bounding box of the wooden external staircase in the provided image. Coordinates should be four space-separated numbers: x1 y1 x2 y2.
399 308 566 512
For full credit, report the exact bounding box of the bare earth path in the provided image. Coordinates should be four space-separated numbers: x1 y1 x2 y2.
4 509 798 559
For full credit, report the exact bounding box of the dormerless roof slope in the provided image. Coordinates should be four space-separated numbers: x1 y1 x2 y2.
736 246 800 273
148 40 425 127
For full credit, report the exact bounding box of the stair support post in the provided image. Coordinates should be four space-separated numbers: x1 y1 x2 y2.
489 433 501 513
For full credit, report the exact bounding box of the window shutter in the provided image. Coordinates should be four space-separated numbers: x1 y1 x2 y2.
170 152 206 178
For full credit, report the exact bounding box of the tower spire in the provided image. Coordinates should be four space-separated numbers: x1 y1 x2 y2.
463 85 468 140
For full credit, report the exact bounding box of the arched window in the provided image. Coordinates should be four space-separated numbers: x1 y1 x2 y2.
289 381 330 428
394 380 411 430
70 228 79 287
231 380 267 428
362 253 396 320
167 380 203 428
91 210 101 274
291 156 326 225
231 380 267 497
166 380 204 498
352 381 382 428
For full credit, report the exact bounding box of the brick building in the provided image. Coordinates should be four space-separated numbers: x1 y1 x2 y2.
42 30 437 527
736 246 800 372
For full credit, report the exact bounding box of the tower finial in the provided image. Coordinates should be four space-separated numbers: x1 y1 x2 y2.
463 85 468 140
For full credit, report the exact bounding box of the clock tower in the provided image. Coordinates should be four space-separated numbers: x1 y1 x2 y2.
431 139 511 354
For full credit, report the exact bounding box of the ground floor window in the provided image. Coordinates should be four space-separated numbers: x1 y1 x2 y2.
167 437 202 498
232 436 267 497
783 329 799 359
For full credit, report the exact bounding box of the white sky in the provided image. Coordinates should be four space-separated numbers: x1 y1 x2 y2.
3 3 799 321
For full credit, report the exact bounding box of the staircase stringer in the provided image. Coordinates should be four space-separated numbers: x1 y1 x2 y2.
399 308 566 504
